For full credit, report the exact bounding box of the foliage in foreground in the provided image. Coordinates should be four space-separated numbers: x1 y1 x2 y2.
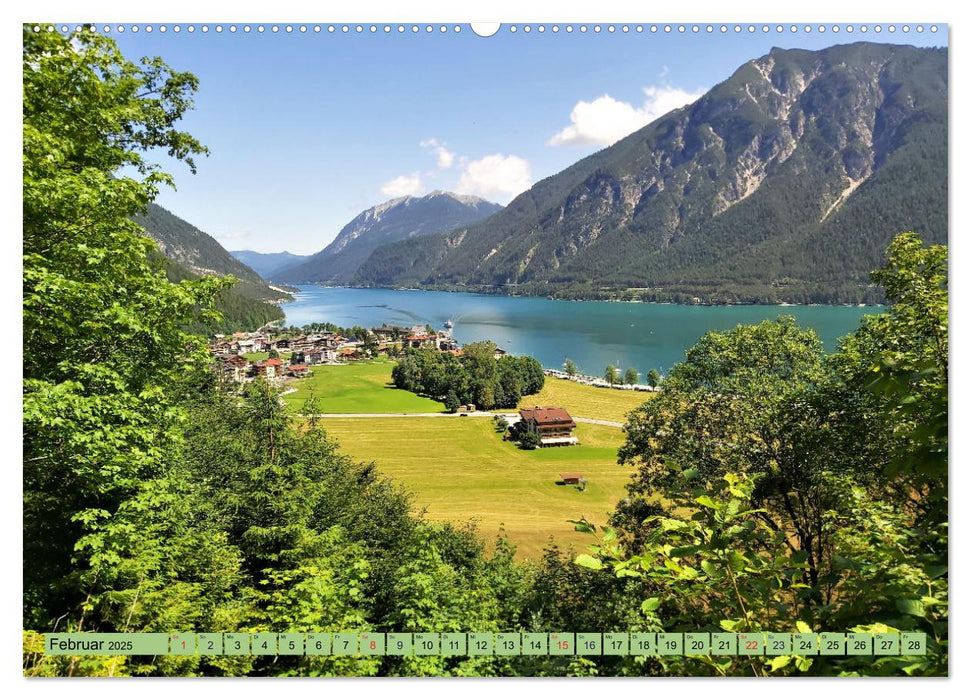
575 233 948 676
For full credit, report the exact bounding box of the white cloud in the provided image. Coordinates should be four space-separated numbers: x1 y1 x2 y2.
420 138 455 169
215 231 251 240
380 172 425 198
549 85 705 147
456 154 532 201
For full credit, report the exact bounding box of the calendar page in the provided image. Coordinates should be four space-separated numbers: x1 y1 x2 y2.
21 3 949 683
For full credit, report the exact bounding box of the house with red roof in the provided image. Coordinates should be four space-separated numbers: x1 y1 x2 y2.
518 406 579 446
253 357 284 380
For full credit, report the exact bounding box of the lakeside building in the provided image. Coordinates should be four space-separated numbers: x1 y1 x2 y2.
437 332 459 352
405 333 437 349
518 406 579 447
372 324 411 341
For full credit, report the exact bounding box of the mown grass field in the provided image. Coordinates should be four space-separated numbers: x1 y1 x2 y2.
316 416 634 560
516 377 653 424
284 358 445 414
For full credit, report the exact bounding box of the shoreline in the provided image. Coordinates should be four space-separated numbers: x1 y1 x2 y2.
280 284 886 309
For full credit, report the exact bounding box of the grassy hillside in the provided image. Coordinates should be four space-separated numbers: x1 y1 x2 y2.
158 252 285 335
136 202 292 335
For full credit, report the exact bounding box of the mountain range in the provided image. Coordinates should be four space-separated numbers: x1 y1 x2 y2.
351 42 947 304
271 191 502 284
229 250 311 279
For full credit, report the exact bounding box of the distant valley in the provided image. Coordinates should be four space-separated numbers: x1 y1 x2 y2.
229 250 311 279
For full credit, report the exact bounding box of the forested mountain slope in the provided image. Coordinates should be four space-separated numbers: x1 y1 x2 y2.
355 43 946 304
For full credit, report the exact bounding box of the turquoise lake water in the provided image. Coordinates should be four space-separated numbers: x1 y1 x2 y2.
282 286 878 375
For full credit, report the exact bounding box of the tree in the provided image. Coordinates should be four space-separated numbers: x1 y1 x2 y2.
576 468 946 677
462 341 499 409
624 368 638 385
615 318 833 585
494 368 522 408
564 359 578 377
849 232 947 483
647 369 661 388
444 390 460 414
268 348 280 360
23 25 225 634
360 331 379 357
604 365 618 386
512 355 545 395
518 431 541 450
391 353 422 392
589 238 949 676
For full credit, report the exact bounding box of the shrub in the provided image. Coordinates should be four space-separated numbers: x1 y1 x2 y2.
518 431 540 450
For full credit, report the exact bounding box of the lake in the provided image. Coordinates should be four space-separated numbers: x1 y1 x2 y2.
282 286 878 375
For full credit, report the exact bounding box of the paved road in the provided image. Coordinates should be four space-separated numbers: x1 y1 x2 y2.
574 417 624 428
299 412 624 428
301 411 507 419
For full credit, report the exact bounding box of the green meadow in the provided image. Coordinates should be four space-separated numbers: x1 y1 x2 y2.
283 358 446 413
315 416 633 560
283 358 654 558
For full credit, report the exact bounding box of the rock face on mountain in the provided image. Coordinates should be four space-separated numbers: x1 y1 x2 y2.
354 43 947 304
272 191 502 284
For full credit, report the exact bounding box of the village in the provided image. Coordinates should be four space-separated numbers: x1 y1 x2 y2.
208 322 589 449
209 321 659 395
207 322 493 385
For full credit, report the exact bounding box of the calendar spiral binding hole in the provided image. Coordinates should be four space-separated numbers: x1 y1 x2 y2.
50 23 939 36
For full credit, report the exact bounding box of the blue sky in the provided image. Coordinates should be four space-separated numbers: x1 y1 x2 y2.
108 24 947 255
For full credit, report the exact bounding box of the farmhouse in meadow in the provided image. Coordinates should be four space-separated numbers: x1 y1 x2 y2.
518 406 579 447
